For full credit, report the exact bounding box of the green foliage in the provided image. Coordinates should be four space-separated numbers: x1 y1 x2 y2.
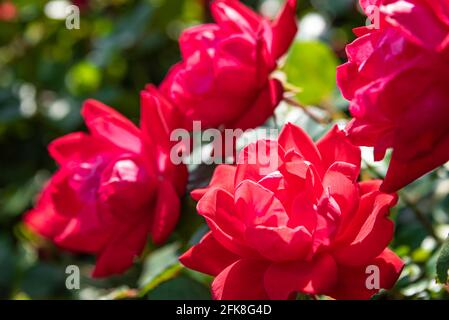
146 275 211 300
138 243 182 296
0 237 15 297
66 61 102 95
20 263 68 299
283 40 338 106
436 236 449 284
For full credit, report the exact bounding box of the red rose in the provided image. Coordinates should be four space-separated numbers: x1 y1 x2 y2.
180 123 403 300
160 0 297 130
0 1 17 21
25 87 187 277
338 0 449 192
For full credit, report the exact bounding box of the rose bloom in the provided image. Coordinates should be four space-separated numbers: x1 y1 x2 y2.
25 87 187 277
160 0 297 130
0 1 17 21
180 123 403 300
338 0 449 192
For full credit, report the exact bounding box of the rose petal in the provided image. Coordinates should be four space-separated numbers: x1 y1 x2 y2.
82 99 142 154
191 165 237 201
179 232 240 276
327 248 404 300
333 191 397 266
151 179 181 245
264 253 338 299
212 259 269 300
316 125 361 175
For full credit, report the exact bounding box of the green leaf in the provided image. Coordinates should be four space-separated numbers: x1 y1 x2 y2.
283 40 338 106
138 242 181 295
436 235 449 284
20 263 67 299
146 275 211 300
65 61 102 95
0 237 15 298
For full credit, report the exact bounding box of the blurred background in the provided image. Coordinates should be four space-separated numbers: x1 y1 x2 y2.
0 0 448 300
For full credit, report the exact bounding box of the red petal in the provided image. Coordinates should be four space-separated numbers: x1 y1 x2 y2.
227 79 283 130
198 188 255 257
270 0 297 60
359 0 382 14
245 225 312 262
24 183 70 240
212 259 269 300
151 179 181 245
381 84 449 192
388 150 447 195
48 132 101 165
359 180 382 195
81 99 142 154
179 232 240 276
141 86 183 145
234 180 288 227
333 191 397 267
278 123 322 173
211 0 262 35
382 133 449 193
316 125 361 175
179 24 221 60
322 162 360 225
191 164 236 201
264 253 338 299
383 0 449 51
328 248 404 300
92 218 150 278
235 139 282 185
54 214 110 254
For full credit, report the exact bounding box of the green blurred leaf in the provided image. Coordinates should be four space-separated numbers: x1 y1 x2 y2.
20 263 67 299
66 61 101 95
0 236 15 298
0 88 20 124
436 235 449 284
146 275 210 300
93 2 154 66
138 242 181 295
175 196 207 243
283 40 338 105
1 171 48 218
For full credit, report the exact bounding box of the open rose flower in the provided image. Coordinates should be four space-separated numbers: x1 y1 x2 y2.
25 87 187 277
337 0 449 192
160 0 297 130
180 123 403 300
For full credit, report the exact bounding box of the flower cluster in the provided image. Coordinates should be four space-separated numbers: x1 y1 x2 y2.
26 0 297 280
26 0 448 300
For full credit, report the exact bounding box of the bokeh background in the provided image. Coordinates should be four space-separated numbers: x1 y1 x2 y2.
0 0 448 300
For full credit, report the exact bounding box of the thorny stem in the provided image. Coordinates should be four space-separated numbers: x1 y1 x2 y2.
283 96 331 125
364 161 442 245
